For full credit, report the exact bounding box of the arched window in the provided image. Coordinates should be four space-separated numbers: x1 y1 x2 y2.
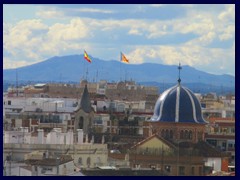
184 130 189 139
87 157 91 168
79 117 84 129
96 157 101 166
78 157 82 165
170 130 173 139
166 129 169 139
161 129 165 138
189 131 193 139
180 130 184 139
198 132 202 141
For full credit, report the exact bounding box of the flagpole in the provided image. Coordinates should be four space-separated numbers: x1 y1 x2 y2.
86 64 89 82
125 70 126 82
120 52 122 82
83 56 86 80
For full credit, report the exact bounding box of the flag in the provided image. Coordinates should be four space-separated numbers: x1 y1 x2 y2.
121 52 129 63
84 50 92 63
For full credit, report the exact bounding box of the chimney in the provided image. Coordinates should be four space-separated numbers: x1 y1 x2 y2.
37 129 44 144
101 135 105 144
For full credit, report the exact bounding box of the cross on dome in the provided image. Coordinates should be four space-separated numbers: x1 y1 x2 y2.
178 62 182 84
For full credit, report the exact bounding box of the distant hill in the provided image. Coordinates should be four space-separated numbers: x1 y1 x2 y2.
3 54 235 93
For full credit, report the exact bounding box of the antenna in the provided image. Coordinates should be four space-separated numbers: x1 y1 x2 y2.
178 62 182 84
96 69 98 83
16 69 18 97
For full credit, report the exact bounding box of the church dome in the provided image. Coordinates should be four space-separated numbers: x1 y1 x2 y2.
151 83 207 124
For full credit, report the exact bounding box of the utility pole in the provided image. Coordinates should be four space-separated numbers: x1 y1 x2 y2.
109 102 114 150
16 69 18 97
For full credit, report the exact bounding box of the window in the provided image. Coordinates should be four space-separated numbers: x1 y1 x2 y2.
191 167 195 175
170 130 173 139
165 129 169 139
199 167 202 175
79 117 84 129
180 130 184 139
8 101 11 105
96 157 101 166
161 129 165 138
43 167 53 171
78 157 82 165
179 166 185 175
198 132 202 140
184 130 189 139
189 131 192 139
165 165 171 172
87 157 91 167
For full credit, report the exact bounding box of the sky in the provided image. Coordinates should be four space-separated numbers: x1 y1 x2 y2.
3 4 235 76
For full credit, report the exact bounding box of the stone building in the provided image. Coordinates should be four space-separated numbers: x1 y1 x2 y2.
74 85 95 134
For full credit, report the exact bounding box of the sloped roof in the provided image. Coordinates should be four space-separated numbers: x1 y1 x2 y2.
130 134 176 150
78 85 92 113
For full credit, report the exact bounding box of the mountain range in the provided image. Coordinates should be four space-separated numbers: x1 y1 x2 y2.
3 54 235 94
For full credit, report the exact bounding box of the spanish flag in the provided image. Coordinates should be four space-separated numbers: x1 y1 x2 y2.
84 50 92 63
121 52 129 63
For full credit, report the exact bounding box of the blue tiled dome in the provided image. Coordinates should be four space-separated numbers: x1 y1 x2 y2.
151 84 207 124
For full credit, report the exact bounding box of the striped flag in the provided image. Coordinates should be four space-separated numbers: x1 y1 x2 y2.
121 52 129 63
84 50 92 63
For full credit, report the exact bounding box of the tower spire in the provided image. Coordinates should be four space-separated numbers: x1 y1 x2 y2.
178 62 182 84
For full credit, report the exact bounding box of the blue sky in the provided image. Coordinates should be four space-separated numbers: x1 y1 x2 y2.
3 4 235 76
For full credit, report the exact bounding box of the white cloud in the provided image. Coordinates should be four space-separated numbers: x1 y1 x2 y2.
147 23 168 38
36 9 65 19
126 43 234 75
88 18 169 39
4 19 48 56
186 31 216 47
179 4 194 8
3 4 235 75
218 4 235 22
174 16 215 35
3 57 36 69
198 31 216 45
75 8 113 14
47 18 89 41
149 4 165 8
219 24 235 41
128 28 142 35
128 49 146 64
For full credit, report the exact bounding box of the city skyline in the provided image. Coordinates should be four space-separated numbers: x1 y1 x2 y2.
3 4 235 76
